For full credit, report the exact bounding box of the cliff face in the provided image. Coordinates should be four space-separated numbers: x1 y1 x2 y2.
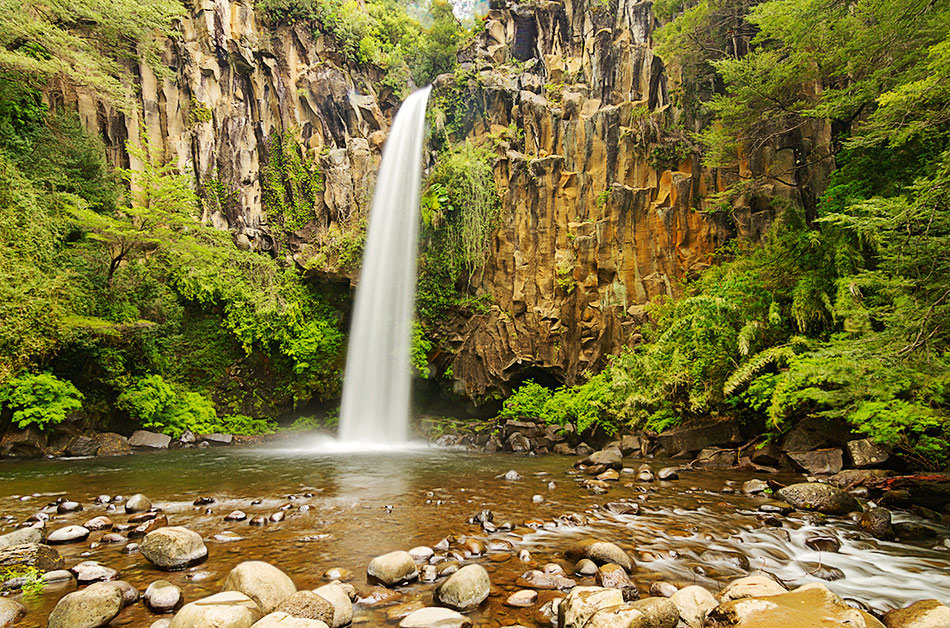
61 0 828 402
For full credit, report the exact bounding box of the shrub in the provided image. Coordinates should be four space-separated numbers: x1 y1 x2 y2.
0 373 83 430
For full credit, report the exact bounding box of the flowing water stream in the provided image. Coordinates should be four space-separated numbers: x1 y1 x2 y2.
2 447 948 627
338 87 432 445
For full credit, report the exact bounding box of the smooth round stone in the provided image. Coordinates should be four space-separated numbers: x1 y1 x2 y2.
125 494 152 514
168 591 261 628
367 551 418 586
399 607 472 628
504 589 538 607
408 546 434 562
47 582 123 628
805 535 841 553
650 581 678 597
139 527 208 571
0 597 25 627
253 612 328 627
276 591 334 625
69 561 118 585
323 567 350 581
48 525 91 544
224 511 247 521
223 561 296 614
100 532 125 544
312 583 353 628
249 516 267 526
575 559 598 576
435 565 490 611
83 516 114 531
532 494 544 504
57 501 83 514
145 579 183 613
42 569 74 584
95 495 112 504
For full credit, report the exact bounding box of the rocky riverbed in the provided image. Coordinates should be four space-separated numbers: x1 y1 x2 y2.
0 442 948 627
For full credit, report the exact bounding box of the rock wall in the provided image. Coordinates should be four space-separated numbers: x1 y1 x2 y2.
57 0 829 403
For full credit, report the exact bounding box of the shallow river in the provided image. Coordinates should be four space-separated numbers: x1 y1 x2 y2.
1 440 949 626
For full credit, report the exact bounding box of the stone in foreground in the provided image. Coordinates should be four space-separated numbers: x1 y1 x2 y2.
0 597 25 627
775 483 861 515
312 583 353 627
145 580 184 613
367 550 419 586
140 527 208 571
669 586 718 628
223 561 297 614
275 591 334 624
558 587 625 628
718 575 787 602
883 599 950 628
47 581 123 628
705 583 884 628
565 540 635 572
398 607 472 628
252 612 328 627
435 564 490 611
170 591 262 628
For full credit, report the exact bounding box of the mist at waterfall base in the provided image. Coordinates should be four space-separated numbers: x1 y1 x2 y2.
312 86 432 452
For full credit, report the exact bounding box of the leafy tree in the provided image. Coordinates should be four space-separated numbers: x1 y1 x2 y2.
0 373 83 430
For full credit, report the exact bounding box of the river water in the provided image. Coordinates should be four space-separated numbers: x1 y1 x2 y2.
1 444 948 626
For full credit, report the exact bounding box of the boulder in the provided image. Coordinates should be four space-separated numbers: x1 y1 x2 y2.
125 493 152 513
595 564 638 601
628 597 679 628
705 583 884 627
201 433 234 446
719 575 787 602
0 525 44 549
47 581 123 628
367 551 418 586
83 516 114 531
66 435 100 457
584 604 649 628
775 483 861 515
275 591 334 624
435 564 490 611
742 479 769 494
508 432 531 452
883 599 950 628
398 607 472 628
669 586 718 628
313 583 352 628
516 569 576 590
693 448 737 469
223 561 297 614
787 448 844 475
95 432 131 456
505 590 538 607
860 507 895 540
108 580 140 607
0 597 25 627
580 449 623 470
558 587 625 628
69 560 118 584
781 417 853 452
656 422 741 456
129 430 172 449
620 434 643 456
252 612 329 627
0 427 47 458
47 525 90 545
657 467 679 481
0 543 63 572
805 535 841 553
170 591 262 628
847 439 890 468
566 540 635 572
145 580 184 613
140 527 208 571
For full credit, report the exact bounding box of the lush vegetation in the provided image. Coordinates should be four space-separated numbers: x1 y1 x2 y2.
256 0 465 95
500 0 950 467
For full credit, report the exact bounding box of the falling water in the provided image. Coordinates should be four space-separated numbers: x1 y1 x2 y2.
338 87 432 445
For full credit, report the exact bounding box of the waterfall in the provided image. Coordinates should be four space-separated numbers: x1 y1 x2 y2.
338 87 431 444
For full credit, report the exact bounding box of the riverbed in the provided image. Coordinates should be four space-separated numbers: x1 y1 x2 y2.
2 442 949 627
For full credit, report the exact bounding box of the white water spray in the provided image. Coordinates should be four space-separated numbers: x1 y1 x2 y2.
338 87 431 445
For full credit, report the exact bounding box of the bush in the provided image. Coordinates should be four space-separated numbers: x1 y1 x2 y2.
0 373 83 430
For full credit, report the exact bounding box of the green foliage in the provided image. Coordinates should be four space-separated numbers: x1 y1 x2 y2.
0 565 45 597
0 373 83 430
261 132 323 233
411 322 432 378
497 380 551 422
0 0 185 109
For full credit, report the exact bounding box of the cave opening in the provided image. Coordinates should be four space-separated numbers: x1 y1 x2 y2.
507 365 565 391
512 15 538 61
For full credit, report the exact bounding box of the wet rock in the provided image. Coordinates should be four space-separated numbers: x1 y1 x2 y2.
742 479 769 495
505 590 538 607
0 597 25 626
831 468 891 488
399 607 472 628
226 510 248 521
47 581 124 628
657 467 679 481
275 591 334 625
517 569 576 590
65 435 100 457
787 448 844 475
860 507 895 540
759 501 794 515
719 575 786 601
705 583 884 627
70 560 117 584
575 558 598 576
223 561 296 614
169 591 262 628
129 511 159 524
508 432 531 452
620 434 643 456
650 581 678 597
130 514 169 539
596 469 620 482
145 579 183 613
693 448 737 469
629 597 678 628
558 586 624 628
670 585 718 628
657 422 742 456
894 521 938 541
140 527 208 571
151 620 172 628
776 483 861 515
249 516 267 526
805 535 841 552
781 417 853 453
94 432 131 456
409 546 434 562
42 569 73 584
323 568 350 581
57 500 83 514
193 496 216 506
566 540 635 572
313 583 352 628
883 599 950 628
435 564 490 611
503 470 521 481
437 561 460 578
603 502 640 516
847 439 890 468
595 564 638 600
252 612 328 627
580 449 623 470
269 512 285 523
109 580 140 607
47 525 90 544
83 516 114 531
125 494 152 514
129 430 172 449
0 426 46 458
584 604 649 628
368 550 418 586
0 543 63 572
799 562 845 581
0 525 45 549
